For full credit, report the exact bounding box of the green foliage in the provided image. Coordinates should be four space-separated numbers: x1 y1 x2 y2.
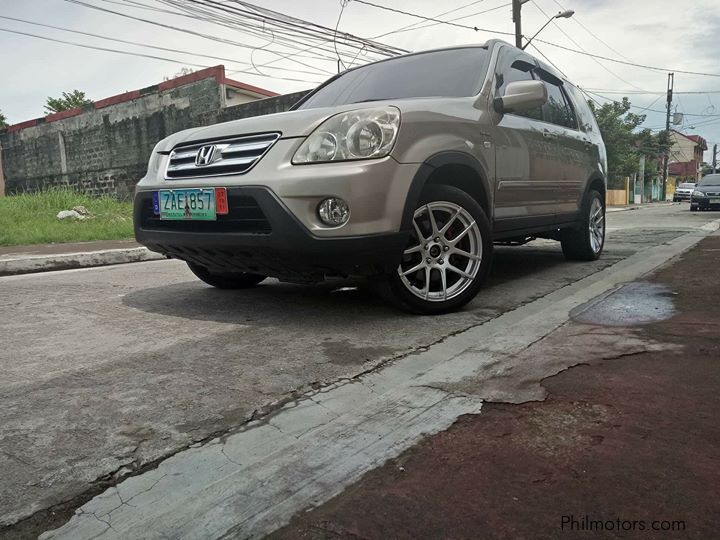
588 97 667 180
0 187 133 246
44 90 93 114
0 109 7 129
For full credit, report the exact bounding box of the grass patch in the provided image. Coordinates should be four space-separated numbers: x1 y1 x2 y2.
0 188 134 246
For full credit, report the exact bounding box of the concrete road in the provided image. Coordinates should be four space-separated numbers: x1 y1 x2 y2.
0 204 716 534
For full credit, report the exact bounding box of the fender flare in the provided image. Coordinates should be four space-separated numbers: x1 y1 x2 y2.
400 151 493 232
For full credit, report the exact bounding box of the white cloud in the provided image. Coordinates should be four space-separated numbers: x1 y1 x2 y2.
1 0 718 156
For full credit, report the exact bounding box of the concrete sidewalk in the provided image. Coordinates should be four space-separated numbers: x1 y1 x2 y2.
273 236 720 539
0 240 164 276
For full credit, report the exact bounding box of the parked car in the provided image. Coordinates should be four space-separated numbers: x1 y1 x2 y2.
690 174 720 211
134 39 607 314
673 182 695 202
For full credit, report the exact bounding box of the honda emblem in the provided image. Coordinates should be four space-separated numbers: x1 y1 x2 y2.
195 145 217 166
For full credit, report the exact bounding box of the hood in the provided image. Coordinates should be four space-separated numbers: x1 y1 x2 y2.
155 104 381 152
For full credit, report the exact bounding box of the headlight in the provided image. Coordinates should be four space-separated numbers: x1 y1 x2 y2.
693 190 705 197
292 106 400 164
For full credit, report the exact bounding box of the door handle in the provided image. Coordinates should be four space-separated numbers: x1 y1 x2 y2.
542 129 557 139
582 139 593 147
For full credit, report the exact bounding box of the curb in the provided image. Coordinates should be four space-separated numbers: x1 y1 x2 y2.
0 247 166 277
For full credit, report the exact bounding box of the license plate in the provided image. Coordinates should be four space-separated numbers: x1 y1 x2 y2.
155 188 219 220
710 198 720 204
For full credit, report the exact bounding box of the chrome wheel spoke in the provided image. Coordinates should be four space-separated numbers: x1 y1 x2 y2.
423 267 431 300
401 262 425 276
447 263 472 279
439 208 461 237
412 219 426 244
440 267 448 301
449 220 476 246
450 247 481 261
426 204 439 235
403 245 422 255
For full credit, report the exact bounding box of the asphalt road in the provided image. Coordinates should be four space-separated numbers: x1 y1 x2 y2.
0 204 717 533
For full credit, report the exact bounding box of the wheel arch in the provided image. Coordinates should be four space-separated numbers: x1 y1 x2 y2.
400 152 492 232
586 174 607 204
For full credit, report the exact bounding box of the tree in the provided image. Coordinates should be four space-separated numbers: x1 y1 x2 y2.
163 67 195 81
0 109 7 129
588 97 669 182
44 90 92 114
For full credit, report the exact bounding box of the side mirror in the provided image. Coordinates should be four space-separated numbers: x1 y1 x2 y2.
493 80 548 114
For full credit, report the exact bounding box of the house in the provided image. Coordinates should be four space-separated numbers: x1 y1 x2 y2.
0 66 307 198
668 130 707 184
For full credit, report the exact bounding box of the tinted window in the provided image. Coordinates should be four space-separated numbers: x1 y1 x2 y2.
564 83 597 133
540 78 577 129
699 175 720 186
297 48 489 109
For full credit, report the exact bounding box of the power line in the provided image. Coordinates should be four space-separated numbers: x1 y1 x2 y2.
0 14 329 78
353 0 515 35
585 90 720 118
0 26 321 84
353 0 720 78
372 1 511 39
531 0 646 92
63 0 364 76
373 0 489 38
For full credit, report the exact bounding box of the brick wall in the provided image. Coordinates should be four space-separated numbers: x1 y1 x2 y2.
0 70 308 199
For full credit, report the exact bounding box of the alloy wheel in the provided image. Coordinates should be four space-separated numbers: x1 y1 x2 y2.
397 201 483 302
589 197 605 253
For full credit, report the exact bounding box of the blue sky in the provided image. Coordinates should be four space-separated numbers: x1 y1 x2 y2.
1 0 719 161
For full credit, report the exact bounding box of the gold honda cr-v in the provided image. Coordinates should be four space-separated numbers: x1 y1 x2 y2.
134 39 607 314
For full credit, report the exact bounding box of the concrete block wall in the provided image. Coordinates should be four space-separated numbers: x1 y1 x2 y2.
0 66 309 200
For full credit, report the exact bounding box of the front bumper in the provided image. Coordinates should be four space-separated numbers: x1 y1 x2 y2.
691 196 720 209
136 138 419 238
673 193 692 201
134 187 409 281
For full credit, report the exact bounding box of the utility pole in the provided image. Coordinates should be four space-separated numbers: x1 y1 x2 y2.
512 0 523 48
713 143 718 174
661 72 674 201
638 154 646 204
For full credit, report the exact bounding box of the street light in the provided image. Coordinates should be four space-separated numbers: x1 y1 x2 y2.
521 10 575 50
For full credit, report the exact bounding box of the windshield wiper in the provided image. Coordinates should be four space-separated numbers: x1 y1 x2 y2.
351 97 400 104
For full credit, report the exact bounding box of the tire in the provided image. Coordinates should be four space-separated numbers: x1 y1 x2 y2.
187 262 266 289
561 189 605 261
690 206 698 212
385 184 492 315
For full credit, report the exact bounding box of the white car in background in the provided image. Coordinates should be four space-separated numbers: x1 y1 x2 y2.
673 182 696 202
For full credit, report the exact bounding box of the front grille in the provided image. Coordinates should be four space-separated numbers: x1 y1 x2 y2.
705 191 720 196
139 192 272 234
165 133 280 179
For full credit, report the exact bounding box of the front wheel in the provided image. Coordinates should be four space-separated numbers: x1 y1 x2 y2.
561 189 605 261
386 184 492 315
187 262 266 289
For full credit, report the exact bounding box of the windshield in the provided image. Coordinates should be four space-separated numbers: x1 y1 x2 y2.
296 47 490 110
699 175 720 187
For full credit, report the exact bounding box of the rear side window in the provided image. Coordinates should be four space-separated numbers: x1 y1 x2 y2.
536 71 577 129
564 83 598 133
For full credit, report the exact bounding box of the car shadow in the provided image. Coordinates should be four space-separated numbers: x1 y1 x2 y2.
122 243 571 324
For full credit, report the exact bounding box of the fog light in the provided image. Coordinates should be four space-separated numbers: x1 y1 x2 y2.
318 197 350 226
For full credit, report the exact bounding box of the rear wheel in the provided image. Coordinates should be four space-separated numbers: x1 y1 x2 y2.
561 189 605 261
386 184 492 314
187 262 266 289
